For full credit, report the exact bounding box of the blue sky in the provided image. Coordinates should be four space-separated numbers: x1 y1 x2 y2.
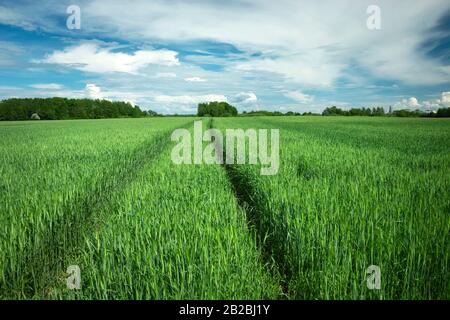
0 0 449 114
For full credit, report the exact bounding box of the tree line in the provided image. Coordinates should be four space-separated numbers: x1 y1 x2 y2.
322 106 385 116
322 105 450 117
198 102 450 118
241 110 303 116
198 104 305 117
2 98 449 120
0 98 158 120
391 108 450 118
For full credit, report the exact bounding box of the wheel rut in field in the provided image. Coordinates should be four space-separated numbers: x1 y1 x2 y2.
4 121 193 298
209 118 292 298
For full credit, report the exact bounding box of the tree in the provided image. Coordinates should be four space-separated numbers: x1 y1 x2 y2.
372 107 385 116
322 106 345 116
197 101 238 117
436 107 450 118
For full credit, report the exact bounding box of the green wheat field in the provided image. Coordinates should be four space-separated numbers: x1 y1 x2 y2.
0 116 449 299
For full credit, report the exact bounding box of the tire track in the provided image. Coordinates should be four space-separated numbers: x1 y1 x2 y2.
209 118 291 298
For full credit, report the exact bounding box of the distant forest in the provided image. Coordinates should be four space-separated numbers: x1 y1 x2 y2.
321 106 450 118
239 106 450 118
0 98 158 120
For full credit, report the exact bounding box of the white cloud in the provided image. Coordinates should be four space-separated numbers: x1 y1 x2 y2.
83 84 144 105
155 72 177 78
85 83 104 100
185 77 206 82
30 83 63 90
37 43 179 74
407 97 420 108
236 52 344 87
79 0 450 86
285 91 314 103
155 94 227 104
441 91 450 105
0 6 35 31
395 97 421 110
422 100 441 111
232 92 258 103
394 92 450 111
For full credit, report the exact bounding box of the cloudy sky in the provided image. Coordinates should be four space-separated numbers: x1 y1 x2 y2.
0 0 449 114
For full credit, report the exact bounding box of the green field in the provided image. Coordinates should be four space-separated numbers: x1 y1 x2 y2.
0 117 449 299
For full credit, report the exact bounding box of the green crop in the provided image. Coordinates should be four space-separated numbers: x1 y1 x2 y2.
1 116 448 299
